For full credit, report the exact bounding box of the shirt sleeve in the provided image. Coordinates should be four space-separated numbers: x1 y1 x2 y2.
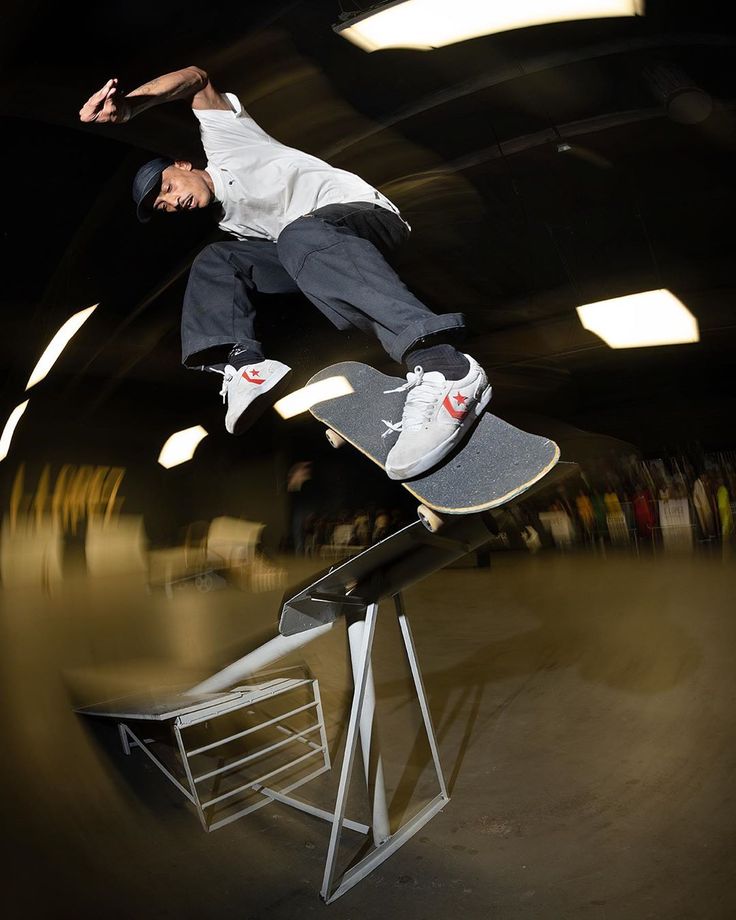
193 92 273 159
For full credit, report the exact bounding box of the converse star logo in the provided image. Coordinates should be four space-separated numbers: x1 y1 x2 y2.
242 368 265 385
442 391 469 420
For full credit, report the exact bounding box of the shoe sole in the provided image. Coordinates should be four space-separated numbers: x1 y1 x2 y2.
228 368 293 436
386 383 492 480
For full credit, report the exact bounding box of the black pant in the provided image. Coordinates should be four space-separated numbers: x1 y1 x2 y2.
181 201 465 369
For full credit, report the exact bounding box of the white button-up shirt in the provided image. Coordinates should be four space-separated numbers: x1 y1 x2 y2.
193 93 401 242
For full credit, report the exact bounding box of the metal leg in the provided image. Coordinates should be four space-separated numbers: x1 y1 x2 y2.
326 795 448 903
320 602 380 901
118 724 197 804
394 593 449 801
321 594 450 904
312 678 332 772
346 611 391 847
119 722 131 755
173 721 209 832
254 784 370 835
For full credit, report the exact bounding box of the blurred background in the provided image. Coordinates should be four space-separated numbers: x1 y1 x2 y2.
1 2 735 918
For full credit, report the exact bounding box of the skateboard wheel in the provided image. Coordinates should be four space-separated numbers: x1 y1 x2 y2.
417 505 444 533
325 429 346 449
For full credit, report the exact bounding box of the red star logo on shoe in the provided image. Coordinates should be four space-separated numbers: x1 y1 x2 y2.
442 391 469 419
242 368 265 385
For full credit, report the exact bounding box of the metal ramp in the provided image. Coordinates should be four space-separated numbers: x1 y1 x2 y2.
78 513 497 901
77 674 373 835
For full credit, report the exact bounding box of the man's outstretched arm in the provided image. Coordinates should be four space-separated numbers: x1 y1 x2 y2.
79 66 231 124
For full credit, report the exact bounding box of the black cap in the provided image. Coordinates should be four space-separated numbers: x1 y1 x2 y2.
132 156 174 223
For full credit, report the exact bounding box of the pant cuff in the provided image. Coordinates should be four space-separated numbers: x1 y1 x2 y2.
391 313 466 363
182 336 264 369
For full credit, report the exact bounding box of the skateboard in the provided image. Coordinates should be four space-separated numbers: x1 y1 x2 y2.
307 362 560 531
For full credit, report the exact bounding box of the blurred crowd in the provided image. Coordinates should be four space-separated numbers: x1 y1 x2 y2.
514 450 736 554
297 507 408 558
285 449 736 559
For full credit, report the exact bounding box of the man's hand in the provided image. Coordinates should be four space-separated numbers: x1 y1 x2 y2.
79 78 131 124
80 68 220 125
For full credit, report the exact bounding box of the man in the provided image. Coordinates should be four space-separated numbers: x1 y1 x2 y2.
79 66 491 479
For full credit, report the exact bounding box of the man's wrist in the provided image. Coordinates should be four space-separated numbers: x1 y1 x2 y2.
121 96 146 122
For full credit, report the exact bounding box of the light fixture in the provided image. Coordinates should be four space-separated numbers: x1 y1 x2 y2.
642 61 712 125
26 304 98 390
0 400 30 462
274 377 354 419
334 0 643 52
158 426 208 469
576 289 699 348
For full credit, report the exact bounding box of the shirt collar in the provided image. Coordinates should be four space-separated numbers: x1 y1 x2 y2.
205 163 226 204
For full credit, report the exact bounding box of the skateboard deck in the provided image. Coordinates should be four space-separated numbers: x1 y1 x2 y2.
308 362 560 515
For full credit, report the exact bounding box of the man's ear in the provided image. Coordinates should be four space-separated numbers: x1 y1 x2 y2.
174 160 193 171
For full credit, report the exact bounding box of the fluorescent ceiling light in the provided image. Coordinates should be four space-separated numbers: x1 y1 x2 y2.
274 376 354 419
0 400 30 462
576 289 699 348
335 0 642 52
26 304 98 390
158 425 208 469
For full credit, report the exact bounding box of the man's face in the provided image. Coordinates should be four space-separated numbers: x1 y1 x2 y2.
152 162 212 214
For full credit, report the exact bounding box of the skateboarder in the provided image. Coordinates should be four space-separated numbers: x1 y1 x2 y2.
79 66 491 479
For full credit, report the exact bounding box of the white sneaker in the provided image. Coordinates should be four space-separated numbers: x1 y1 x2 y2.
383 354 491 480
219 359 292 435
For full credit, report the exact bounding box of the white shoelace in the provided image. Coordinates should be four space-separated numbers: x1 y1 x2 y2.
381 366 445 439
216 364 236 404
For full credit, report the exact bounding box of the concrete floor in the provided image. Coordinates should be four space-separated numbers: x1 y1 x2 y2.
2 549 735 919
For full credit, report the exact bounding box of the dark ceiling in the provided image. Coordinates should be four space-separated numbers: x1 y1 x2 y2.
1 0 735 463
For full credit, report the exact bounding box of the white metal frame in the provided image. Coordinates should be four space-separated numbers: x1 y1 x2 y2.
115 676 369 837
91 591 448 903
320 593 449 903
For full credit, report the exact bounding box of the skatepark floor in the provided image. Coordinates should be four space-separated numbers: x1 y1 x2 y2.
2 549 735 919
